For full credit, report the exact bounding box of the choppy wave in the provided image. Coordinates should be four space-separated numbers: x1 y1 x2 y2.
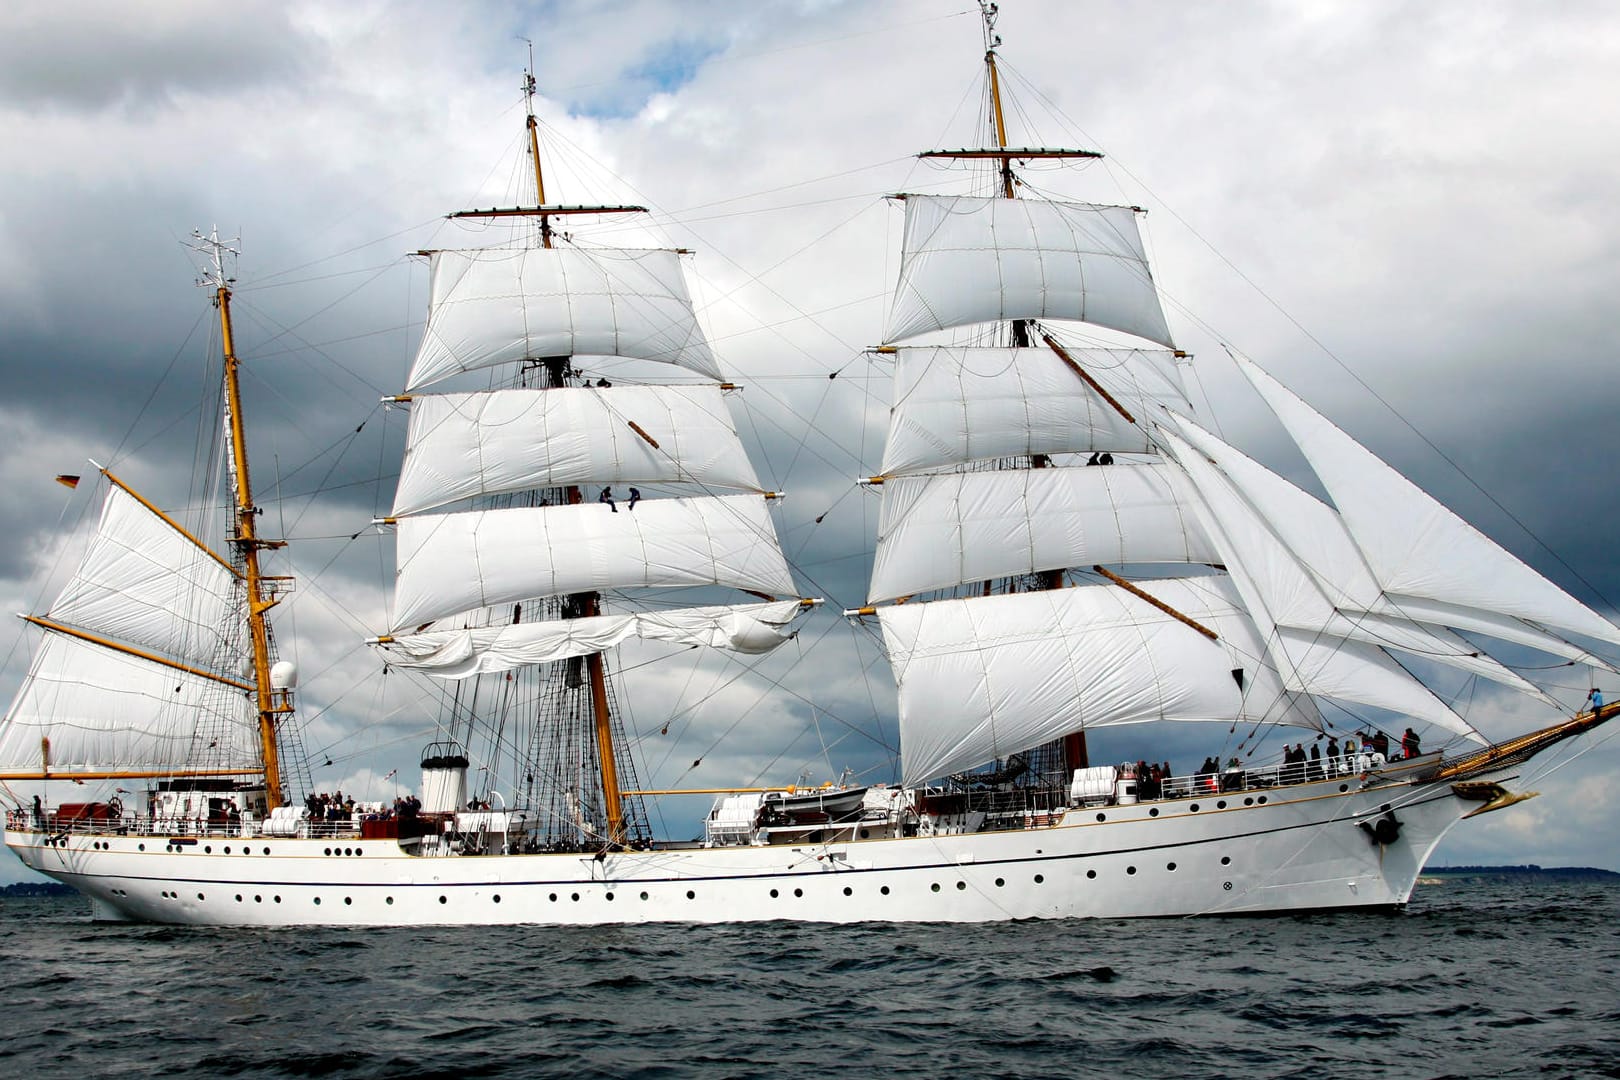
1 876 1617 1079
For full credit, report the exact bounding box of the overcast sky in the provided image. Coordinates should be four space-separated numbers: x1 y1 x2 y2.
3 0 1620 882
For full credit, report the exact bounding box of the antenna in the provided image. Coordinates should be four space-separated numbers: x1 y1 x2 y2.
979 0 1001 53
185 226 240 291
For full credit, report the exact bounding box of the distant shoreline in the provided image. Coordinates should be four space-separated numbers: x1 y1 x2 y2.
1421 865 1618 878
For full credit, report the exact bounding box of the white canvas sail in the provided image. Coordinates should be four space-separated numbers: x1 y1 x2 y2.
1159 429 1485 742
1163 417 1557 707
380 599 803 678
46 483 243 671
393 386 762 516
878 577 1319 785
870 464 1216 602
1238 355 1620 650
881 345 1191 475
406 247 722 390
0 631 257 772
885 195 1174 347
392 495 795 631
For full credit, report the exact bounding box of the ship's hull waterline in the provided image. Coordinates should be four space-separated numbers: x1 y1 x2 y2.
6 772 1496 926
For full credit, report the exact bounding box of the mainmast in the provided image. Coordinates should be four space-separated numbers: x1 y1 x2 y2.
190 227 290 809
460 58 641 845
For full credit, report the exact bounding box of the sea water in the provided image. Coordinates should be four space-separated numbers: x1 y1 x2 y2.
1 875 1616 1079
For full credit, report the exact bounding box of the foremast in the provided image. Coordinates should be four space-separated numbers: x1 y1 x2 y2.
192 228 291 810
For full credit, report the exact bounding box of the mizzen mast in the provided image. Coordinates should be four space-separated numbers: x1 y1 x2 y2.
189 227 290 809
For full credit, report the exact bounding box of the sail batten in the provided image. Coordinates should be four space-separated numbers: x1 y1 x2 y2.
392 494 795 632
884 196 1174 347
406 247 721 390
394 385 762 516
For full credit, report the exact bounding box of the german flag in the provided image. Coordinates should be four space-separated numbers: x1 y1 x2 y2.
55 474 81 489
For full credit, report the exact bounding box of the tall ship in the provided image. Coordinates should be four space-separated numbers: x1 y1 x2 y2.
4 8 1616 925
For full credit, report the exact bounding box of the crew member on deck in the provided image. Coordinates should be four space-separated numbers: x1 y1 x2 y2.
599 486 617 512
1401 727 1421 759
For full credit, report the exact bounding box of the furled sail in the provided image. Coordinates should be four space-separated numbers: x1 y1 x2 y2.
392 495 795 631
884 195 1174 347
0 632 258 772
878 577 1320 785
881 345 1191 475
380 599 803 678
393 386 762 516
1237 355 1620 650
869 464 1217 602
406 247 722 390
47 483 243 670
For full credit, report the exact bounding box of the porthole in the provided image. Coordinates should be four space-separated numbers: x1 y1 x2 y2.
386 897 394 905
344 897 352 906
1190 803 1200 812
994 878 1005 888
273 896 281 903
859 829 870 839
224 846 231 854
1257 796 1268 804
235 894 243 902
1126 866 1137 876
1034 874 1045 884
493 895 502 904
1149 808 1159 817
605 892 615 902
1217 801 1227 809
685 890 695 900
1223 881 1233 891
640 892 649 901
1096 812 1107 822
197 892 205 900
956 881 967 891
1167 862 1178 871
880 885 890 896
324 848 332 856
313 897 322 906
793 888 803 898
441 895 450 904
549 893 558 902
254 895 262 903
842 887 852 897
1086 870 1097 879
570 893 580 902
204 846 212 854
1339 784 1349 793
1244 797 1254 806
770 888 779 898
354 848 363 857
1221 856 1231 866
138 843 145 851
931 883 941 893
263 847 271 854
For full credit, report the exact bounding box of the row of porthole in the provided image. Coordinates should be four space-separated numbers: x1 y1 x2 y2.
322 847 364 857
148 843 275 855
173 858 1246 910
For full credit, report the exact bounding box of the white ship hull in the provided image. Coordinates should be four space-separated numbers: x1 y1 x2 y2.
6 770 1496 926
